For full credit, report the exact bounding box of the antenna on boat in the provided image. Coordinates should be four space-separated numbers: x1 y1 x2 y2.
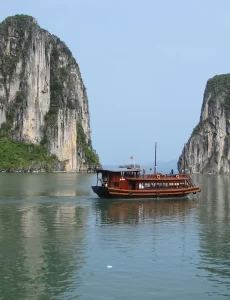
183 143 186 174
154 141 157 174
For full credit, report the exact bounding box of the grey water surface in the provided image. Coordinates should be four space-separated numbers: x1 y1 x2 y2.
0 173 229 299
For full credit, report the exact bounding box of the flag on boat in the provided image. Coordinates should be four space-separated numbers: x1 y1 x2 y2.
130 156 133 160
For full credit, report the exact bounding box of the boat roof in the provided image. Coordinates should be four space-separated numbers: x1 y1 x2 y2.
96 169 192 179
96 168 141 173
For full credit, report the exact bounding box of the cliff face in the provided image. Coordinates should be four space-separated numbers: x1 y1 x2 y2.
0 15 99 172
178 74 230 174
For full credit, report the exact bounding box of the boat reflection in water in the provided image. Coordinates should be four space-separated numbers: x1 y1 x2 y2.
94 198 198 225
196 174 230 294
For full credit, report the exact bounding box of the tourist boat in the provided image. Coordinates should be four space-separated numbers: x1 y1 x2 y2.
91 143 201 199
91 169 200 199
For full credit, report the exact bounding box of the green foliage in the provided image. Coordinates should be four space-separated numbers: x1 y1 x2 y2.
60 67 69 81
0 137 58 172
61 42 72 58
43 41 63 127
0 15 38 40
40 126 48 146
3 14 35 24
191 124 201 136
0 15 38 82
206 74 230 94
223 135 230 157
0 116 14 139
0 90 27 139
0 122 12 138
191 119 210 137
15 91 26 108
224 94 230 113
77 122 100 165
0 15 100 170
43 40 76 127
206 75 230 115
0 55 19 79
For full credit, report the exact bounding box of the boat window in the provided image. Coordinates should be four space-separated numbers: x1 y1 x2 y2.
138 183 144 189
138 182 175 189
162 183 168 188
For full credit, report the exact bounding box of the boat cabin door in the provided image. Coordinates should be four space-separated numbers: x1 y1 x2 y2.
119 178 127 189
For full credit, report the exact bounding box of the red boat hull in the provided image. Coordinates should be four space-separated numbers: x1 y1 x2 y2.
91 186 200 199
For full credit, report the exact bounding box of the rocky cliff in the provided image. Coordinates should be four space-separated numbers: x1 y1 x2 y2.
0 14 99 172
178 74 230 174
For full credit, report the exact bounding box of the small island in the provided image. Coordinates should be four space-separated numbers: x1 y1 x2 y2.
178 74 230 174
0 14 100 172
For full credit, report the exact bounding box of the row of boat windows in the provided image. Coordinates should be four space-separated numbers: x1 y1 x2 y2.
113 182 190 188
137 182 190 189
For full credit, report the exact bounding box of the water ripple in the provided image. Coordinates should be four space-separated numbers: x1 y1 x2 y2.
0 174 230 299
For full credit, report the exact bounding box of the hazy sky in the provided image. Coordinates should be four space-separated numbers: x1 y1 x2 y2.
1 0 230 165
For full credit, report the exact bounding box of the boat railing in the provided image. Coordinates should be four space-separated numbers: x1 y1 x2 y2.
125 174 191 179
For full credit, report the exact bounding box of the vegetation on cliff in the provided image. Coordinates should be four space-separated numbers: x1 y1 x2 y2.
77 122 100 165
206 74 230 112
191 74 230 138
0 14 100 171
206 74 230 94
178 74 230 174
0 14 37 84
0 138 58 172
0 89 60 171
191 119 211 137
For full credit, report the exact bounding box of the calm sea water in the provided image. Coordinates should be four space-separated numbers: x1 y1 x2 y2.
0 173 230 299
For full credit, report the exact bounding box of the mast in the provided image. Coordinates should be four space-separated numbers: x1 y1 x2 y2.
183 143 186 174
154 141 157 174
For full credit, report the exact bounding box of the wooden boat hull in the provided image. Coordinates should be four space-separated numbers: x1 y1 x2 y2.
91 186 199 199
